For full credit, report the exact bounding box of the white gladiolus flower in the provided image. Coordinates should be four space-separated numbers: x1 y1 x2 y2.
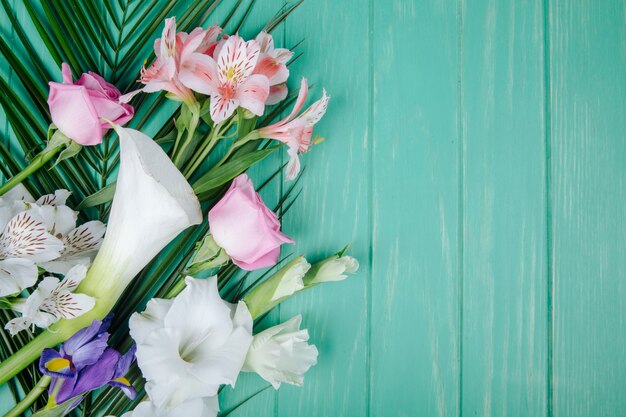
121 397 219 417
305 255 359 285
129 277 253 409
5 264 95 335
79 127 202 300
272 256 310 300
243 315 318 388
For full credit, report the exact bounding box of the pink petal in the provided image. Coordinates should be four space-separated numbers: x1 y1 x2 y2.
255 31 274 54
179 53 220 96
48 83 103 145
236 74 269 116
210 94 238 123
266 84 288 105
232 247 281 271
286 78 309 120
217 36 260 85
61 63 73 84
254 56 289 85
285 145 301 180
303 89 330 126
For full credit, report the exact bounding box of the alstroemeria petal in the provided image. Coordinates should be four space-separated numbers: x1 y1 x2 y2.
0 258 38 297
0 211 64 262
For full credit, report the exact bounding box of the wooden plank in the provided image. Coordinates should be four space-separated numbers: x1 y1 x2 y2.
277 0 371 416
460 0 549 415
549 0 626 415
370 1 460 416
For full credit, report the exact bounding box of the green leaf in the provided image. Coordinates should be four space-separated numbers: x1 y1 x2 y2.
76 183 117 210
192 147 277 195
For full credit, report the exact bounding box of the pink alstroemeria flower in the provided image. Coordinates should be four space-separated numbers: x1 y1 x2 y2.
179 35 270 123
258 78 330 180
121 18 221 105
48 64 133 146
254 32 293 105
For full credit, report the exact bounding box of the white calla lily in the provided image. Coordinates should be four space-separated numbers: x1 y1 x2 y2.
243 314 318 388
80 126 203 297
0 126 202 384
129 277 252 409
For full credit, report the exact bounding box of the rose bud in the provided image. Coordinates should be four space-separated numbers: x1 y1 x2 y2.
48 63 134 146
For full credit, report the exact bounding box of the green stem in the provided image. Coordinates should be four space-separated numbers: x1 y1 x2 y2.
213 132 256 169
182 122 224 179
3 375 51 417
172 105 201 168
0 145 64 196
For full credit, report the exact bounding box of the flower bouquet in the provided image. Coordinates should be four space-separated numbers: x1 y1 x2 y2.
0 2 358 416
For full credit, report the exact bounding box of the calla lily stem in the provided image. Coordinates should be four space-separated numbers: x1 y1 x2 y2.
3 375 51 417
0 144 64 197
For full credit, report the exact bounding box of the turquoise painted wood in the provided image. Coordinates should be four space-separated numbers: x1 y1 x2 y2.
1 0 624 416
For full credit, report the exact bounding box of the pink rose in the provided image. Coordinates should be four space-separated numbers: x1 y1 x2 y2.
48 63 134 146
209 174 294 271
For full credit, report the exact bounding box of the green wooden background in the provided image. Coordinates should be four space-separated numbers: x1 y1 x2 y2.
1 0 625 416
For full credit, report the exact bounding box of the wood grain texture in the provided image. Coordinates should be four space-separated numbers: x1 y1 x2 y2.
460 0 548 415
278 0 370 416
549 0 626 416
370 1 460 416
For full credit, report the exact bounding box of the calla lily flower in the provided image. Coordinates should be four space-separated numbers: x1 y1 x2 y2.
79 126 203 298
0 125 202 384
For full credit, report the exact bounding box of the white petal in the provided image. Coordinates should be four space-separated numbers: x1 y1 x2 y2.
29 204 77 236
36 189 71 206
243 314 318 388
0 211 63 262
164 277 235 349
126 397 218 417
60 221 106 258
55 264 88 292
41 290 95 320
2 184 34 204
0 258 38 297
89 127 202 292
39 257 91 275
272 258 309 301
129 298 173 344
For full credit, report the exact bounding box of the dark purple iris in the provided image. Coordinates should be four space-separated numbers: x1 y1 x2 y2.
39 318 136 409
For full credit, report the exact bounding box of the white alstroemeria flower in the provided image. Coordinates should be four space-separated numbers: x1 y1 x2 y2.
0 209 64 297
129 277 252 409
40 220 106 274
243 257 311 319
304 254 359 285
5 264 95 335
122 397 219 417
23 189 106 275
243 315 318 388
0 259 38 298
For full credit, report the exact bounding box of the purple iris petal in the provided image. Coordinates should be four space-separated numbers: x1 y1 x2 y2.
61 319 110 370
39 348 74 378
113 344 136 379
56 348 120 404
109 344 137 400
